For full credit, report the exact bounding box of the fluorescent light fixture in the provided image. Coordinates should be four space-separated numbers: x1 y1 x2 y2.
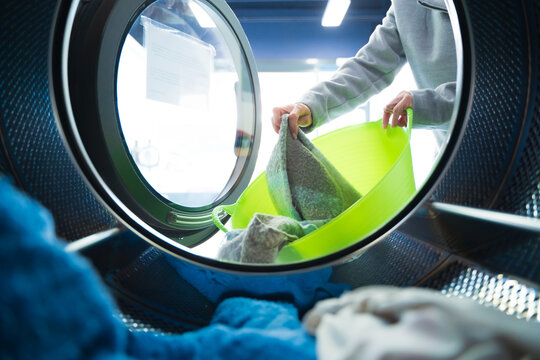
188 1 216 28
322 0 351 27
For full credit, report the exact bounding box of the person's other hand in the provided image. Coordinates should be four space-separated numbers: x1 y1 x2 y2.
272 103 312 139
382 91 412 129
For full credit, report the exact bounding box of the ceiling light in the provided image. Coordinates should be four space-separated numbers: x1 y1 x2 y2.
322 0 351 27
188 1 216 28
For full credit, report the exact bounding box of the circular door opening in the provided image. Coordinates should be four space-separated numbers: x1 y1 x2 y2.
50 0 471 272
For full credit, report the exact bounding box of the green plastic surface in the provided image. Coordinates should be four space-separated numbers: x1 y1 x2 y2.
215 109 416 263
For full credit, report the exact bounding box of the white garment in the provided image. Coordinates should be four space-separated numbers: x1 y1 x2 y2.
303 286 540 360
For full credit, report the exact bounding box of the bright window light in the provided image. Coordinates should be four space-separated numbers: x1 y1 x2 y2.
306 58 319 65
322 0 351 27
336 57 350 67
188 1 216 28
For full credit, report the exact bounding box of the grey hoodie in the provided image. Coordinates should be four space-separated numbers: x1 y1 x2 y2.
299 0 457 130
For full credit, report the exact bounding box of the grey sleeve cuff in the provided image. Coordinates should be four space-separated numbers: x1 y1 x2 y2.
410 81 456 128
296 93 328 133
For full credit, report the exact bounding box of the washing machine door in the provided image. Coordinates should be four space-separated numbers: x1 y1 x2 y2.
50 0 261 256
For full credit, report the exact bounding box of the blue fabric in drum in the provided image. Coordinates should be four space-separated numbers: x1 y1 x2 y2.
0 177 322 359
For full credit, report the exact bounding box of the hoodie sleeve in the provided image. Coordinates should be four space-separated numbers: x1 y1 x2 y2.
298 4 407 132
410 81 456 128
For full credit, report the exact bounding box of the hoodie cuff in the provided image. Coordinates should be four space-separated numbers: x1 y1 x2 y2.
410 89 448 128
296 93 328 134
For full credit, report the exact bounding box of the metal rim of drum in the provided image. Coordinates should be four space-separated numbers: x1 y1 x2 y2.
49 0 473 273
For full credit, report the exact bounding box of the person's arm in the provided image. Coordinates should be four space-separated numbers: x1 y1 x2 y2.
410 81 456 128
299 4 407 132
381 81 455 129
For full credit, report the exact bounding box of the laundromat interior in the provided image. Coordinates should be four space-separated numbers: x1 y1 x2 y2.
1 0 540 358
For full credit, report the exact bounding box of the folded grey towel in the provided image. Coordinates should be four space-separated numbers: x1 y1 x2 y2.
266 114 361 221
218 115 361 264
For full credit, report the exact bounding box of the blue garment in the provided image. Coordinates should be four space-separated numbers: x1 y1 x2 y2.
127 298 316 360
0 178 126 359
0 177 317 359
167 257 349 314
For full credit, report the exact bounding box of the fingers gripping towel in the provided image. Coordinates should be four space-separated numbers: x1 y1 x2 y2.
266 114 361 221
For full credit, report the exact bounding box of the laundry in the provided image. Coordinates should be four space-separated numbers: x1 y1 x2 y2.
303 286 540 360
266 114 361 221
0 177 320 360
127 297 317 360
167 252 349 314
218 213 327 263
218 115 361 264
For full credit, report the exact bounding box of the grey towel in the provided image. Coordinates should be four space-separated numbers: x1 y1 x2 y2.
218 213 326 264
218 115 361 264
266 115 361 221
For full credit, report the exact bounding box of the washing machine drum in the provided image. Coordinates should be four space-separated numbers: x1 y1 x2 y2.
1 0 539 273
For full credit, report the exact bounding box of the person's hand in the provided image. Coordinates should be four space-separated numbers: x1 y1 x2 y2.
382 91 412 129
272 103 312 139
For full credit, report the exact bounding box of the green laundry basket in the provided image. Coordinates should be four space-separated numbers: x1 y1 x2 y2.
213 109 416 263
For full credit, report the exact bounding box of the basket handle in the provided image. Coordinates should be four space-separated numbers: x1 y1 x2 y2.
211 203 237 233
405 107 413 138
381 107 413 137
